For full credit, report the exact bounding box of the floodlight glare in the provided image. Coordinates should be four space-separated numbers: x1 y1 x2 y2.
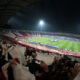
39 20 45 32
39 20 44 25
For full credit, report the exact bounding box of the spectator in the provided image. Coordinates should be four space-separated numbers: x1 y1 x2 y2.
0 44 7 80
27 52 49 80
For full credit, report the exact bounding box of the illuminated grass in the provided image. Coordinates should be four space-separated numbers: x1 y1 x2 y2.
23 37 80 52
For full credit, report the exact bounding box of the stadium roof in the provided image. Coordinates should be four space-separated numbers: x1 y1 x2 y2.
0 0 40 26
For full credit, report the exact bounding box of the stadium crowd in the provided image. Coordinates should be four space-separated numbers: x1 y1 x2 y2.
0 40 80 80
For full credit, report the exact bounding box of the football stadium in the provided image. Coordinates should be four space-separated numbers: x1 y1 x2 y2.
0 30 79 80
0 0 80 80
23 36 80 52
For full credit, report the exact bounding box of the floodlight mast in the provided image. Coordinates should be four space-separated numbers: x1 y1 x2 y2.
39 20 44 32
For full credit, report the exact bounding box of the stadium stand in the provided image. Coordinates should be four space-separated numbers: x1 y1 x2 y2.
0 29 80 80
0 39 80 80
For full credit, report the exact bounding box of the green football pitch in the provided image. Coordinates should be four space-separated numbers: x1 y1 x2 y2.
23 37 80 53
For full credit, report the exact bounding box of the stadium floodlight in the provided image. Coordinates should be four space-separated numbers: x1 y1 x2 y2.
39 20 44 26
39 20 44 32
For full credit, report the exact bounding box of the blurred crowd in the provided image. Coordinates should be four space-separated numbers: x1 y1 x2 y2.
0 40 80 80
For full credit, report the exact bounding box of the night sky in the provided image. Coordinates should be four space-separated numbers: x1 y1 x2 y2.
8 0 80 34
